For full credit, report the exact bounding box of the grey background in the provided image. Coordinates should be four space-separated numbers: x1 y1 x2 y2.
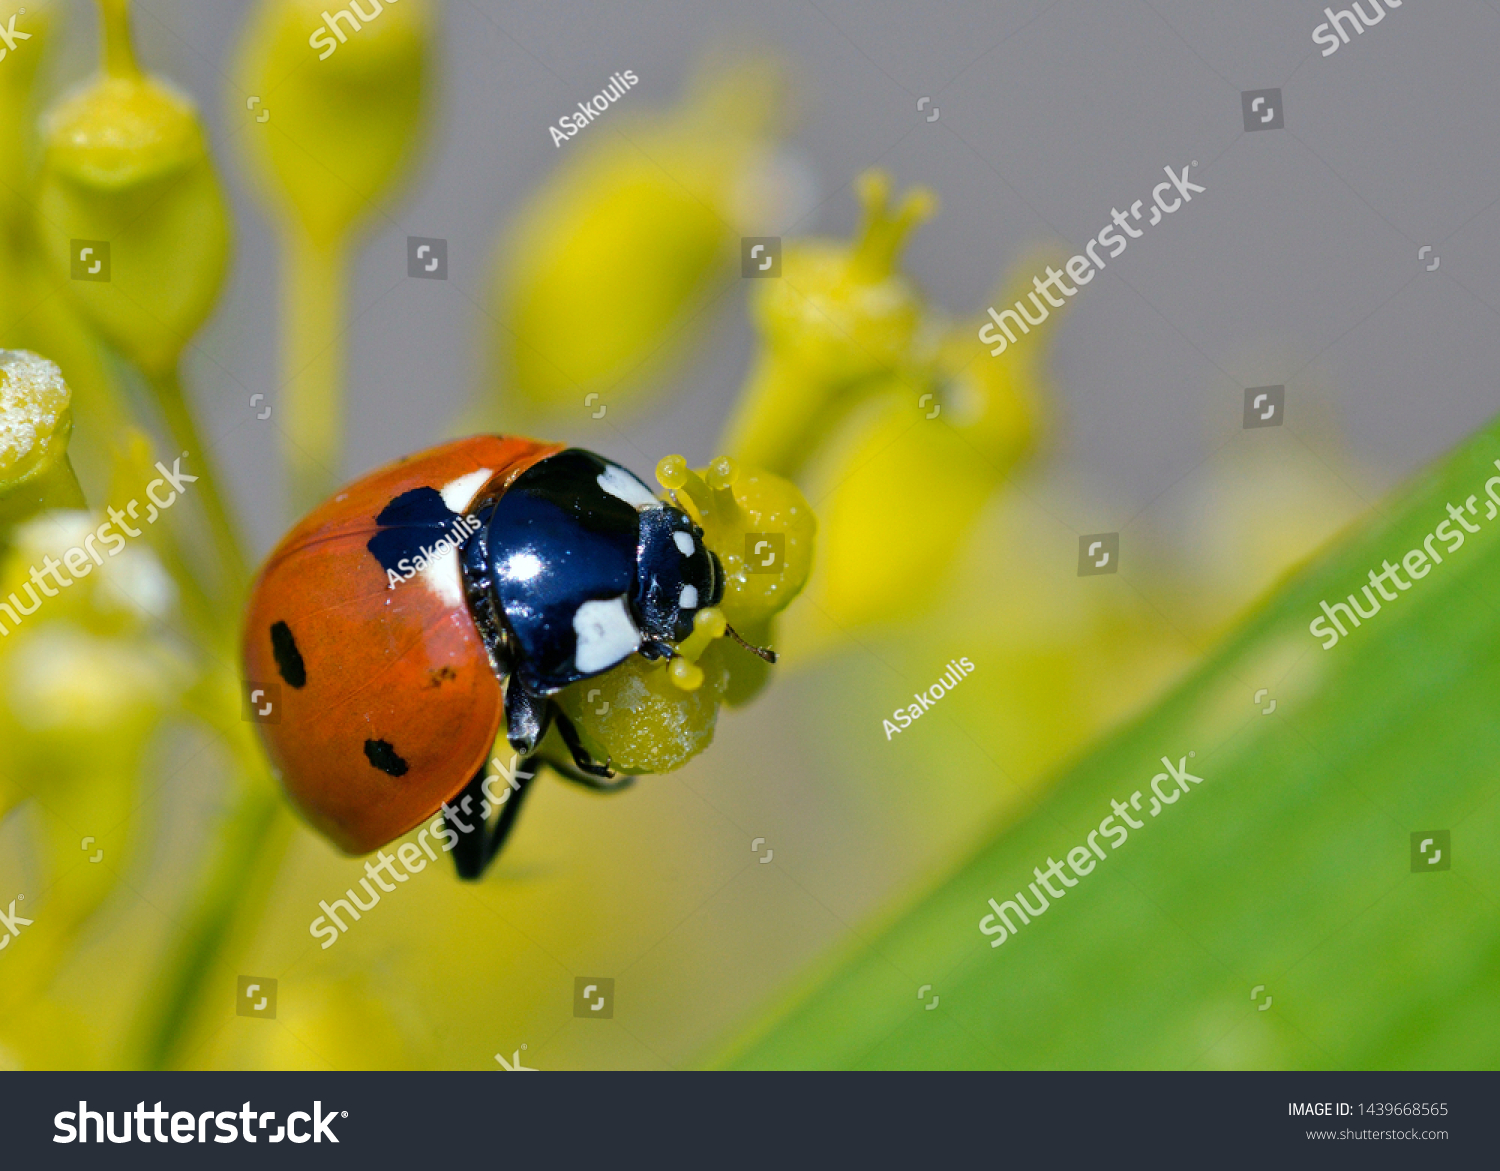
51 0 1500 554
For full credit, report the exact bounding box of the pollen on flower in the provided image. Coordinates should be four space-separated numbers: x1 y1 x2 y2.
0 351 71 481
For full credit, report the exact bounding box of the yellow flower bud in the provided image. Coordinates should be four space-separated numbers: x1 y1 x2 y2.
35 1 230 377
0 5 136 493
786 256 1054 639
0 492 187 1019
483 59 786 421
0 349 83 528
657 454 815 629
0 4 52 240
231 0 433 243
232 0 435 510
720 171 936 479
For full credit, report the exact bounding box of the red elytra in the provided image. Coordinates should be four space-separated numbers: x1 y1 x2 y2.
242 435 562 855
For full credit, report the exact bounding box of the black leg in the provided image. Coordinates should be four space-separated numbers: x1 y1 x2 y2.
543 755 636 793
551 704 616 779
448 758 538 880
446 768 487 879
505 677 551 756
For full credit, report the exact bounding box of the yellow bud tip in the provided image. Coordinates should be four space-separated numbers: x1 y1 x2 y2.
706 455 739 491
664 460 714 522
706 455 741 520
898 187 940 224
656 454 689 490
668 657 705 692
851 171 936 280
855 169 892 217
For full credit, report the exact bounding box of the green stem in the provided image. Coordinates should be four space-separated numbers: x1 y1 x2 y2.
131 775 293 1069
283 230 347 516
150 365 249 595
127 365 299 1068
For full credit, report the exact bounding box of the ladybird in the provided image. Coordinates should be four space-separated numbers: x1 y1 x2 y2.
242 435 763 878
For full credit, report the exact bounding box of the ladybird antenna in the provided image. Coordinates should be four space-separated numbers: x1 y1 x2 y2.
725 625 777 664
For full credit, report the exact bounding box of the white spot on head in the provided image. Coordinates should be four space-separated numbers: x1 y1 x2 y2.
679 584 698 610
597 463 661 511
441 468 493 513
573 596 641 674
673 531 695 556
419 543 465 608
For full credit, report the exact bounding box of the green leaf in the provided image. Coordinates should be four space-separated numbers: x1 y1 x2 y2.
714 417 1500 1069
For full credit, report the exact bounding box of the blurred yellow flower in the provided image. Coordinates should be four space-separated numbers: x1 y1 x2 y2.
232 0 433 244
721 170 937 480
35 1 230 379
0 508 186 1040
0 348 81 525
483 58 788 422
232 0 435 510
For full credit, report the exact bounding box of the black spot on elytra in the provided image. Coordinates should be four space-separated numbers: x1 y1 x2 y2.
366 486 470 575
363 739 409 777
375 485 453 528
270 621 306 688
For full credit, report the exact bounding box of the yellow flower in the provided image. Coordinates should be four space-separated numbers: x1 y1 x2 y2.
0 349 83 530
482 58 787 422
0 509 186 1027
35 0 230 378
231 0 433 243
232 0 435 510
791 259 1052 638
720 170 936 479
721 174 1053 643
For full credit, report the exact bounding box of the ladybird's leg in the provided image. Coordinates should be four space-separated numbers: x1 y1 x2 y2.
446 767 489 880
543 758 635 793
476 757 537 876
638 639 674 661
448 758 539 880
549 704 621 782
505 677 552 756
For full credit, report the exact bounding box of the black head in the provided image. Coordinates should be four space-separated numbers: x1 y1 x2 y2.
632 505 724 642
